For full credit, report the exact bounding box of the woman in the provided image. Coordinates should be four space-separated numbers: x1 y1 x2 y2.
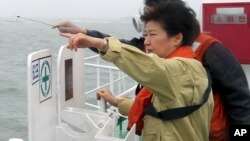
60 1 214 141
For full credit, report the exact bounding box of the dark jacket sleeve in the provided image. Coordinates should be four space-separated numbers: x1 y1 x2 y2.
203 43 250 125
86 29 145 53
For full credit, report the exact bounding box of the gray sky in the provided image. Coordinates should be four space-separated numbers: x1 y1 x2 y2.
0 0 144 19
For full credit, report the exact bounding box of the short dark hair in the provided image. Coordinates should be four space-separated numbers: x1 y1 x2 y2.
141 0 199 46
144 0 161 7
144 0 181 7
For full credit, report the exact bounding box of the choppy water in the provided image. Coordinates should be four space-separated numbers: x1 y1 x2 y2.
0 17 140 141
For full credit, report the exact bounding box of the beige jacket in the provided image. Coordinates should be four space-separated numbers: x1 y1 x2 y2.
101 37 214 141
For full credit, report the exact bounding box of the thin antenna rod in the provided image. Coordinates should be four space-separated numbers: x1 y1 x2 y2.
17 16 55 27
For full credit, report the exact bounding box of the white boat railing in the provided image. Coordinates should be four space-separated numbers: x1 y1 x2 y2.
84 54 137 110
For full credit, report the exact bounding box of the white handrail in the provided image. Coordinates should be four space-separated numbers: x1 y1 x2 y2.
84 54 99 60
85 63 119 70
85 75 129 95
84 55 136 110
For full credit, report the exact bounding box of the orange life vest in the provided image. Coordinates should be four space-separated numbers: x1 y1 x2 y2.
195 33 229 141
127 46 196 135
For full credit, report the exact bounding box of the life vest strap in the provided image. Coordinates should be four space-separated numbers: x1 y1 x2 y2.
145 68 212 120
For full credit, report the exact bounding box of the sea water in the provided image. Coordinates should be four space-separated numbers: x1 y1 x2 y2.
0 17 140 141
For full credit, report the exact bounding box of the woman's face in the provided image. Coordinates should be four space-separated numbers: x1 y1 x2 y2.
144 21 181 58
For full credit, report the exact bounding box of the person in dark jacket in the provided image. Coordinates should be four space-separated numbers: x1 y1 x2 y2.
54 0 250 135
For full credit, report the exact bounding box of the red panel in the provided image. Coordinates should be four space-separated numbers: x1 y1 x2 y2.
203 3 250 64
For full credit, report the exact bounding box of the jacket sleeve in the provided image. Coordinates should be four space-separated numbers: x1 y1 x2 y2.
101 37 192 101
202 43 250 124
117 96 133 116
86 29 145 53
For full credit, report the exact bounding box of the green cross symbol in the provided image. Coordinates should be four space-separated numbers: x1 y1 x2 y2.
41 60 51 97
42 67 49 91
